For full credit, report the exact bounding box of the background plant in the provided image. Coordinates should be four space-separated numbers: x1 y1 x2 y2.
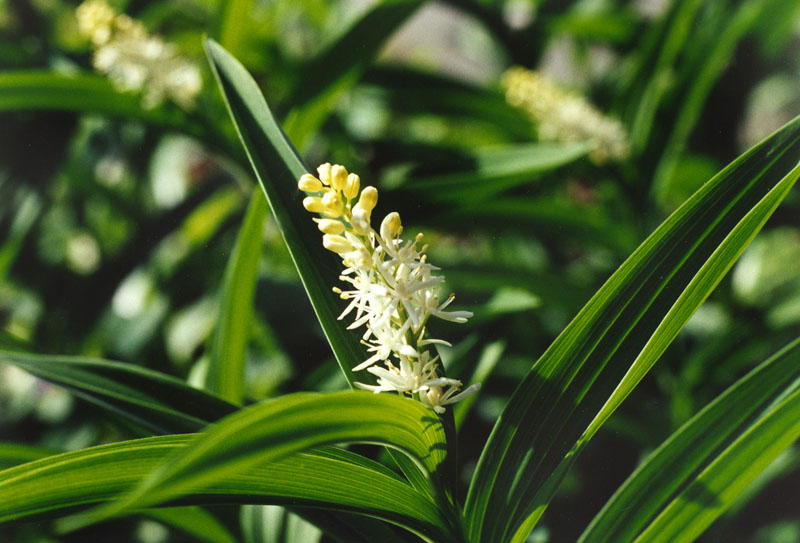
1 1 800 542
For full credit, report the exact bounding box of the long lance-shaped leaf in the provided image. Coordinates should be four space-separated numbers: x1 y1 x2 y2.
362 65 534 139
0 443 234 542
626 0 704 151
392 142 590 204
69 391 452 540
0 350 237 434
205 190 268 404
0 443 57 471
463 116 800 543
282 0 426 146
0 436 448 542
579 336 800 543
141 507 237 543
203 38 365 385
278 509 419 543
434 195 638 255
633 383 800 542
651 0 769 201
241 505 321 543
0 71 206 138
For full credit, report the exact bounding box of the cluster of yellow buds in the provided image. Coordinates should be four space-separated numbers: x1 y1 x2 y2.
301 164 371 230
502 66 630 164
76 0 202 110
299 164 478 413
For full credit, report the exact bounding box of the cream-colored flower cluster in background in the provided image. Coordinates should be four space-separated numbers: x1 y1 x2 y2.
299 163 479 413
502 66 630 165
76 0 201 109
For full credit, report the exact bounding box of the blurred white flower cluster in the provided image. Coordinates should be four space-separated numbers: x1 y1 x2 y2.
76 0 201 109
299 163 479 413
0 364 73 424
502 66 630 165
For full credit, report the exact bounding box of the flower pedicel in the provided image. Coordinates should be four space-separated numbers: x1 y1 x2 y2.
299 163 479 413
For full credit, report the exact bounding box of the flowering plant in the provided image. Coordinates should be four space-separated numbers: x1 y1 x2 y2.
1 3 799 543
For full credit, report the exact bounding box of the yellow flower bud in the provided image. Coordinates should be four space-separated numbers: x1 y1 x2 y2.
317 219 346 235
355 186 378 212
380 212 402 241
298 173 323 192
344 173 360 200
331 164 348 192
322 234 353 254
322 191 343 218
303 196 325 213
317 163 332 186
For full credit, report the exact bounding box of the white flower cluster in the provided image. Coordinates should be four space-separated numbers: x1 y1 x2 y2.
299 163 480 413
76 0 202 109
502 66 630 165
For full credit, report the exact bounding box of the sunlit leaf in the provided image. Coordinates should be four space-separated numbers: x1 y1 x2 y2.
580 336 800 542
464 116 800 543
0 351 237 434
0 436 447 541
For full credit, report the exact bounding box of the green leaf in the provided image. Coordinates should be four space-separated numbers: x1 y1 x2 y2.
0 350 237 434
633 384 800 542
215 0 256 58
0 443 56 470
74 391 450 539
363 66 533 139
652 0 771 201
203 38 365 385
394 142 590 204
282 0 426 146
463 115 800 543
242 506 301 543
453 340 505 429
625 0 705 151
276 510 417 543
579 336 800 543
241 505 321 543
436 195 638 255
0 71 205 138
205 189 268 404
0 436 447 542
549 10 637 43
144 507 236 543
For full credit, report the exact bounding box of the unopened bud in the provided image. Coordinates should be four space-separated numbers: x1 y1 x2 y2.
317 163 332 186
303 196 325 213
331 164 348 191
344 173 360 200
298 173 323 192
355 186 378 212
317 219 346 235
322 234 353 254
322 191 343 218
380 212 402 241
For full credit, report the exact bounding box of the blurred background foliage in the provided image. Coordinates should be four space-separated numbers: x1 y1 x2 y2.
0 0 799 541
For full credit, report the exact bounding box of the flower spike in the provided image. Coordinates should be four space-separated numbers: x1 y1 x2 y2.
299 164 479 413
